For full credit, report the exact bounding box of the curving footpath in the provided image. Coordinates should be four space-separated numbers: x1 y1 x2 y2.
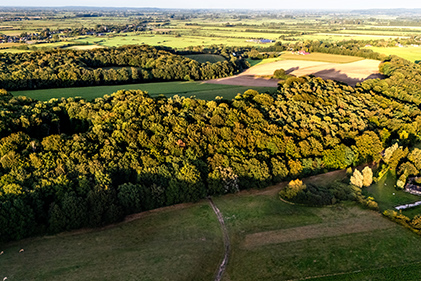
208 197 230 281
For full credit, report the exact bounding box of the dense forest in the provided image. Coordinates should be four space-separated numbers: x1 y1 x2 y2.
0 45 248 91
2 41 421 242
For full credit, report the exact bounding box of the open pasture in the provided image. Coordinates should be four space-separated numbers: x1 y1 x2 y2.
2 175 421 280
214 189 421 281
11 81 276 101
72 33 271 48
184 54 226 63
0 202 223 281
366 46 421 62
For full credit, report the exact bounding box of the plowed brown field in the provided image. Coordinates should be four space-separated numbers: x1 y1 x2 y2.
206 59 383 87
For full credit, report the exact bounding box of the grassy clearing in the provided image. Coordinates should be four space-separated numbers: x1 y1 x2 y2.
62 45 105 50
246 57 283 67
309 262 421 281
0 202 223 281
11 81 277 101
0 48 31 53
214 190 421 281
280 52 364 63
184 54 226 63
365 171 420 212
298 34 401 42
366 46 421 62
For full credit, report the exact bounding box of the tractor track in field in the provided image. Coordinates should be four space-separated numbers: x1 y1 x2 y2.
208 197 230 281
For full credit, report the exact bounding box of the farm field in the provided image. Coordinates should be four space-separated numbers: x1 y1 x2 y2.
245 53 362 68
297 33 409 42
214 190 421 281
209 57 382 87
4 13 421 53
279 52 364 63
2 180 421 280
366 46 421 62
0 48 31 53
245 59 380 83
246 57 283 67
72 33 270 49
62 44 105 50
0 202 223 281
184 54 226 63
11 81 277 101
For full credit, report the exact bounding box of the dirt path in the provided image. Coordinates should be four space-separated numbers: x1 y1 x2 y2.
208 197 230 281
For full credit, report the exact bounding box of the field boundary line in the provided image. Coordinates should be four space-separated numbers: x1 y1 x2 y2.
287 260 421 281
208 197 230 281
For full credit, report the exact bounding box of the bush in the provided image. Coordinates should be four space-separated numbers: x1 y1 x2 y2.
273 68 291 80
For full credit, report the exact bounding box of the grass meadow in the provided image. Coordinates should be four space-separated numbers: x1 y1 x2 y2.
365 172 420 211
2 183 421 280
184 54 226 63
215 189 421 281
72 33 266 49
0 202 223 281
366 46 421 62
365 171 421 218
11 81 277 101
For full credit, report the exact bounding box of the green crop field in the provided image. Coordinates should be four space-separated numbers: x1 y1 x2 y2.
72 33 268 49
366 46 421 62
11 81 277 101
246 57 283 67
2 183 421 280
184 54 226 63
298 33 405 42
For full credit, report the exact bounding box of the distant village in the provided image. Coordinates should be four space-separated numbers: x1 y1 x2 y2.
0 23 151 45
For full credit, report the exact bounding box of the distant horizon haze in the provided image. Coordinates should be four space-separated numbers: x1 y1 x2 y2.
2 0 421 10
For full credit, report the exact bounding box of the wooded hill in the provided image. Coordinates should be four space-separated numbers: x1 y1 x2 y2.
0 45 248 91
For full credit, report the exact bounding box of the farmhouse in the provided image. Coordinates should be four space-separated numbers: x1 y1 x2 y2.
246 39 275 44
404 177 421 196
293 50 310 55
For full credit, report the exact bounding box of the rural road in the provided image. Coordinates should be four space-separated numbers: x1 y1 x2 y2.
208 197 230 281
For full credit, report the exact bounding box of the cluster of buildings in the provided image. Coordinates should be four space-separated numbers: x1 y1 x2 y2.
246 39 275 44
0 24 148 45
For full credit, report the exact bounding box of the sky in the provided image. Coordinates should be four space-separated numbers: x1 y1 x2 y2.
2 0 421 10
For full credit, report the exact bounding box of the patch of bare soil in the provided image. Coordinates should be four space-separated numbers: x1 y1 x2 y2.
205 75 279 87
243 214 394 249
